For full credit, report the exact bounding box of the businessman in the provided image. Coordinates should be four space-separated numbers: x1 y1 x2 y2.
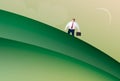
65 18 80 36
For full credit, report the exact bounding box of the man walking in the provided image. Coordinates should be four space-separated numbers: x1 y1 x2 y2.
65 18 80 36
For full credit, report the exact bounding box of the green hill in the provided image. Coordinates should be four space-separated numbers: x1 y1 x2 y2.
0 10 120 81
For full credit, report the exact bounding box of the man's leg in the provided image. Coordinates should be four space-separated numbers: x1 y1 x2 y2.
71 29 75 36
68 29 71 35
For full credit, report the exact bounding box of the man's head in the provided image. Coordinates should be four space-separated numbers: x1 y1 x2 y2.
72 18 75 21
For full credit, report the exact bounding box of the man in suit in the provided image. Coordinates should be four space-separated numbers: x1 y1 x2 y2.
65 18 80 36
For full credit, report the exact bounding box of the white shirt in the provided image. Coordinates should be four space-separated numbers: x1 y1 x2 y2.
65 21 80 32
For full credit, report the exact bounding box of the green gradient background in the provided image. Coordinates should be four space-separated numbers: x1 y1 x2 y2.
0 0 120 62
0 38 119 81
0 10 120 81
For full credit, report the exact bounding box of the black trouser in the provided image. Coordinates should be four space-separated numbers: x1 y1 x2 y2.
68 29 75 36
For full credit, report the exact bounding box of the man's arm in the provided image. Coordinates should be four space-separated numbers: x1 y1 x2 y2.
65 23 69 31
76 22 80 32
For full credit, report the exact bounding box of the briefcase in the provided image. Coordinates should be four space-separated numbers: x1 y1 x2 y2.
76 32 81 36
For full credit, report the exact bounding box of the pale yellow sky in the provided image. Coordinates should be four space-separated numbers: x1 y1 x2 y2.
0 0 120 62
